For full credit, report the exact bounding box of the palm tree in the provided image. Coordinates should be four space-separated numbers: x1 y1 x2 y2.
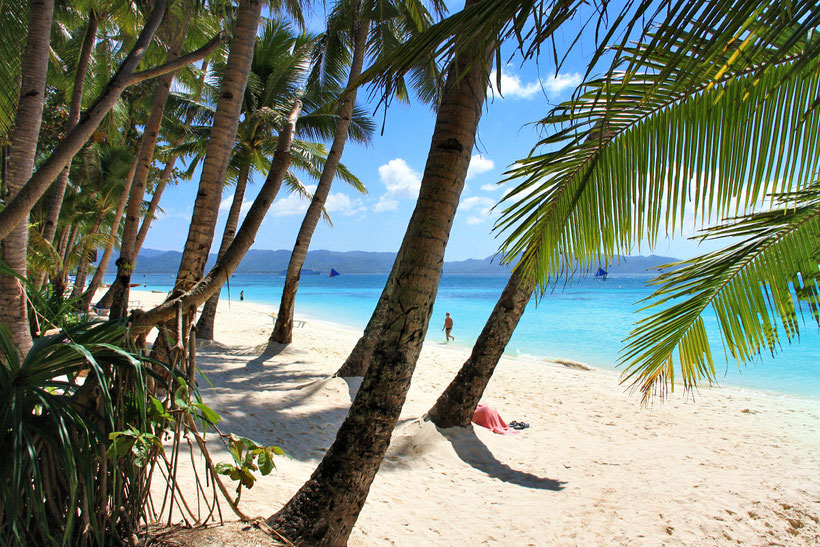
494 2 820 402
269 0 441 345
195 21 372 340
109 7 204 318
0 0 54 355
426 269 534 426
156 0 267 333
69 144 135 300
40 4 100 246
0 0 225 241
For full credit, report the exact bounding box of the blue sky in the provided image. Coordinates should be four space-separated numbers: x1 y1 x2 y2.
142 2 719 263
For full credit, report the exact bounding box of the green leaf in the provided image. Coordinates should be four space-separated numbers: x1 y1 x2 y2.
258 451 274 475
192 402 221 425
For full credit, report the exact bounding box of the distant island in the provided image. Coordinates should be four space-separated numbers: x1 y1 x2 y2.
108 249 680 276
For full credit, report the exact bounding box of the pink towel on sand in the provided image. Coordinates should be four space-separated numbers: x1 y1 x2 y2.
471 402 518 435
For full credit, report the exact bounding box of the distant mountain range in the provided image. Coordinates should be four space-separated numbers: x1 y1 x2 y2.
104 249 680 276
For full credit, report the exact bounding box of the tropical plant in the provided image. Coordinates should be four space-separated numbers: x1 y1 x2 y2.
0 319 162 544
621 184 820 401
268 0 441 345
492 1 820 399
194 20 372 340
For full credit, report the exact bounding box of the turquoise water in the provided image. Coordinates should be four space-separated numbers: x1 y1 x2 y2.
120 272 820 399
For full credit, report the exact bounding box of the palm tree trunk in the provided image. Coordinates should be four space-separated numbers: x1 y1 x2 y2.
53 225 77 301
70 210 106 300
133 60 208 258
170 0 262 301
111 20 190 320
269 19 370 345
267 12 491 543
81 159 137 311
0 0 54 356
0 0 226 242
41 11 98 245
427 270 534 427
195 163 251 340
131 99 303 335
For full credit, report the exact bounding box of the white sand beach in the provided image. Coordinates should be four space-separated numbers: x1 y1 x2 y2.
133 289 820 545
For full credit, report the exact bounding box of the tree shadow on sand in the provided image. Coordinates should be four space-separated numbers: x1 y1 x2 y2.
439 426 565 491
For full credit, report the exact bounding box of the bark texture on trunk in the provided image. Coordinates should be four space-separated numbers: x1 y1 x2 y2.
0 0 170 242
0 0 54 356
269 19 370 345
267 15 490 544
130 100 303 336
69 209 105 300
134 60 207 257
81 159 137 311
111 22 188 320
41 11 98 245
171 0 262 298
195 164 250 340
427 271 534 427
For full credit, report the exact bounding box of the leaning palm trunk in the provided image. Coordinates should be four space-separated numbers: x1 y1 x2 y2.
81 159 137 311
0 0 54 356
111 22 190 319
130 100 303 337
267 19 490 544
70 209 106 300
195 164 251 340
269 19 370 345
169 0 262 303
0 0 224 241
134 61 208 258
427 270 534 427
41 11 98 245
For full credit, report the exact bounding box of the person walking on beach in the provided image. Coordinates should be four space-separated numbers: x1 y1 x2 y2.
442 312 454 342
240 291 244 301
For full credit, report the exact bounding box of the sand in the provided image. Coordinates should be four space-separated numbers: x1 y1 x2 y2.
131 289 820 545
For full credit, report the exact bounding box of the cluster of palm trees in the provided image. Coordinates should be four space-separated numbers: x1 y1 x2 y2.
1 0 818 544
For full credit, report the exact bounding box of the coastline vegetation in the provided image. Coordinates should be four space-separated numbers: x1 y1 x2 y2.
0 0 818 544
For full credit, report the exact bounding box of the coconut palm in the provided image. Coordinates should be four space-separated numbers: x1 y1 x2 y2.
0 0 54 356
192 21 372 340
109 5 217 318
494 2 820 402
268 0 443 345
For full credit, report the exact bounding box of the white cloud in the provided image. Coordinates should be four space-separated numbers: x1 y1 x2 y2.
270 191 311 217
460 196 496 211
481 183 500 192
325 193 366 216
466 154 494 180
379 158 421 198
459 196 496 225
372 158 422 212
219 194 252 217
543 72 582 95
373 196 399 212
489 69 540 99
489 68 582 99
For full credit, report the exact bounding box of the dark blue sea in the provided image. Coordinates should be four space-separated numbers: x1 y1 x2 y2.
118 272 820 399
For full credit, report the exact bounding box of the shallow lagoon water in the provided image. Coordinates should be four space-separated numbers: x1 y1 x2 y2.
119 272 820 399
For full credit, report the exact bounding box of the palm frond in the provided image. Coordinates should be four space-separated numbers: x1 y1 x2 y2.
620 183 820 402
496 12 820 288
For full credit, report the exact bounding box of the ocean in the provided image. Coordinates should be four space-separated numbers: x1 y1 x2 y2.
117 272 820 399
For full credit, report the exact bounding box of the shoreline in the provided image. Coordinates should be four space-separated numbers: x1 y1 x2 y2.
144 288 820 404
130 289 820 545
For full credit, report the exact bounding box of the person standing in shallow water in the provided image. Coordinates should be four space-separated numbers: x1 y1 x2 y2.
442 312 454 342
240 290 244 301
